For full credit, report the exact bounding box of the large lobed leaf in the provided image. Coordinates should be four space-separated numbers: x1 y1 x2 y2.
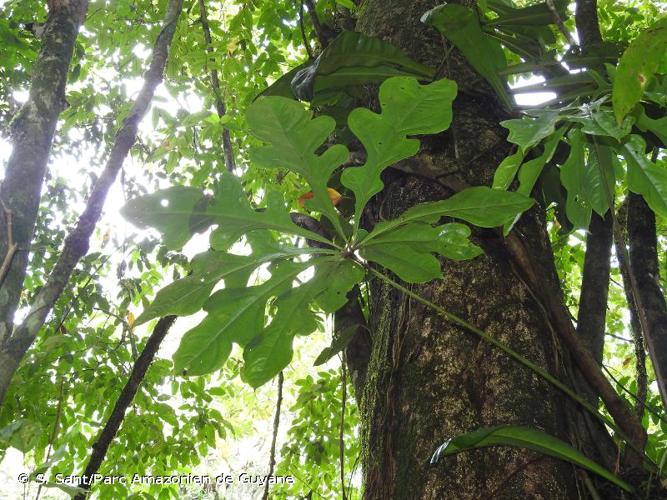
341 76 457 233
247 97 349 237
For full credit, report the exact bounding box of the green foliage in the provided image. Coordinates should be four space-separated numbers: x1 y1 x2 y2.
264 31 434 101
124 75 537 386
3 0 667 497
274 370 360 499
341 77 457 232
624 135 667 218
430 426 634 492
247 96 349 236
422 4 512 109
613 18 667 124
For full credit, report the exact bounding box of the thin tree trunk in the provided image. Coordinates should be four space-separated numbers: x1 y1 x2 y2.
0 0 88 346
73 316 176 500
627 193 667 411
576 213 613 366
0 0 184 407
198 0 235 172
354 1 576 497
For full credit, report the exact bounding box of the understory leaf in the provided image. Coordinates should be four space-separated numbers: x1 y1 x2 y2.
422 3 512 109
430 426 633 493
613 18 667 124
624 135 667 218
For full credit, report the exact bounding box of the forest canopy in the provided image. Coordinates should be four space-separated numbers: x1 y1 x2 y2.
0 0 666 498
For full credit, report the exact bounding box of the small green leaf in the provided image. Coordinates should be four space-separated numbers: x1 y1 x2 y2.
500 110 560 153
613 18 667 124
423 4 512 109
624 135 667 218
314 325 358 366
436 223 485 261
430 426 633 493
492 149 524 190
342 76 457 232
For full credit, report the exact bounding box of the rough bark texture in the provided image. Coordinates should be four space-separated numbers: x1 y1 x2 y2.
354 1 577 498
0 0 88 347
576 212 613 366
628 193 667 411
0 0 184 407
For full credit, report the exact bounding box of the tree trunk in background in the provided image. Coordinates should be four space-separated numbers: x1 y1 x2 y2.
355 1 579 497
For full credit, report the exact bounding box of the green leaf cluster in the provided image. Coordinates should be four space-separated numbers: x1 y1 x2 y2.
123 76 535 386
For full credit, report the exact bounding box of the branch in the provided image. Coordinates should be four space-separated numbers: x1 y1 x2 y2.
0 200 19 288
575 0 603 51
576 212 613 367
262 371 284 500
546 0 576 47
198 0 235 172
299 0 314 59
503 233 647 465
336 286 371 399
0 0 88 345
339 357 348 500
73 316 176 500
303 0 334 48
627 193 667 411
0 0 184 408
614 203 647 419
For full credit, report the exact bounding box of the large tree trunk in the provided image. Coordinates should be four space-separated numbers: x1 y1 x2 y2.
354 1 582 497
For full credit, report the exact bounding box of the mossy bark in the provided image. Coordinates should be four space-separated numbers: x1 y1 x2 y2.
355 1 576 497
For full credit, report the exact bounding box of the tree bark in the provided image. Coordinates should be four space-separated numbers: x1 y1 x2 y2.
627 193 667 411
576 212 613 366
0 0 88 345
354 1 582 497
